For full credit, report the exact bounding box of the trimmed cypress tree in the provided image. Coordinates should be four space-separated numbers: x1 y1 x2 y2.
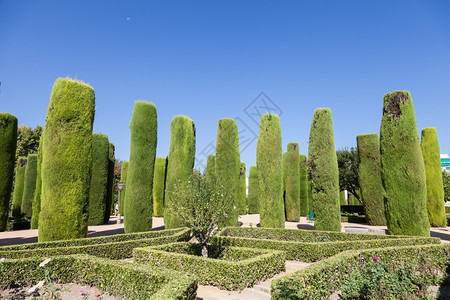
421 127 447 227
124 101 157 233
238 162 247 215
357 133 386 225
164 116 195 229
257 113 284 228
307 108 341 232
299 154 309 216
284 143 300 221
21 154 38 218
206 154 215 179
0 113 17 231
30 141 43 229
12 157 27 217
215 118 240 226
380 91 430 236
247 166 259 214
38 78 95 242
120 161 129 215
339 191 346 206
153 157 167 217
88 133 109 226
104 142 115 223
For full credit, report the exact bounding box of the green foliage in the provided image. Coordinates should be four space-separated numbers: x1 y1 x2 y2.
340 191 346 205
88 133 109 226
380 91 430 236
214 118 240 226
357 133 386 225
12 157 27 217
205 154 215 179
421 127 447 227
120 161 129 214
257 113 284 228
153 157 167 217
30 141 43 229
308 108 341 231
337 147 361 203
443 171 450 203
247 166 259 214
0 113 17 231
284 143 300 221
238 162 247 215
21 154 38 218
124 101 157 233
0 254 197 300
299 155 309 216
104 142 115 223
15 125 42 163
38 78 95 242
134 243 285 290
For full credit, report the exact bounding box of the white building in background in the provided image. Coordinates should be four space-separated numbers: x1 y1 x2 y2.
441 154 450 173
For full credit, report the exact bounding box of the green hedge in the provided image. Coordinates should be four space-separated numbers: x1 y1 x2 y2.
206 154 215 179
0 228 190 259
153 157 167 217
247 166 259 214
0 254 197 300
215 118 240 226
213 227 439 262
164 116 196 229
12 157 27 217
357 133 386 225
30 141 43 229
299 155 309 216
271 243 450 299
134 242 285 290
39 78 95 242
124 101 157 233
380 91 430 236
308 108 341 231
284 143 300 221
0 113 17 231
104 142 115 223
421 127 447 227
120 161 129 215
257 113 284 228
88 133 109 225
21 154 37 218
238 162 247 215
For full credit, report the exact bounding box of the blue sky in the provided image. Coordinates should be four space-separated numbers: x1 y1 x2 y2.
1 1 449 174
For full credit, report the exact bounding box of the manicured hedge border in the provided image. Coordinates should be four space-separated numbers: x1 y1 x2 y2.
213 227 439 262
271 243 450 299
0 254 197 300
0 228 190 259
134 242 285 290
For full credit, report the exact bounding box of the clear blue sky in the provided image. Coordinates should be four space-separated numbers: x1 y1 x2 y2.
1 1 449 174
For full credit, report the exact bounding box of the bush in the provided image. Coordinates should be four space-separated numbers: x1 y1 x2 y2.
299 155 309 216
357 133 386 225
153 157 167 217
308 108 341 231
257 113 284 228
12 157 27 218
284 143 300 221
104 142 115 223
30 141 42 229
205 154 215 179
238 162 247 215
247 166 259 214
380 91 430 236
421 127 447 227
38 78 95 242
88 133 109 225
0 113 17 231
120 161 129 215
134 242 285 290
164 116 196 229
124 101 157 233
21 154 38 218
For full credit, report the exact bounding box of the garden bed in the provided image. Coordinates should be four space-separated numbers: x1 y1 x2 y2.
133 242 285 290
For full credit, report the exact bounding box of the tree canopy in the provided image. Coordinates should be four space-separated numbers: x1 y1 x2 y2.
336 147 361 203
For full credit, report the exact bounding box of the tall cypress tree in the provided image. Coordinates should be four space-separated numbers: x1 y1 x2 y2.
257 113 284 228
380 91 430 236
299 154 309 216
124 101 157 233
421 127 446 227
104 142 115 223
205 154 215 180
120 161 129 215
12 157 27 217
247 166 259 214
284 143 300 221
308 108 341 232
238 162 247 215
30 140 43 229
153 157 167 217
21 154 38 218
0 113 17 231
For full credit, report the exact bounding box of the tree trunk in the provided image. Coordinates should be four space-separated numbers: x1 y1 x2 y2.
201 244 208 257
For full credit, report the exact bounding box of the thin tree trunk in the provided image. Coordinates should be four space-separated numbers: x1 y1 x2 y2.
201 244 208 257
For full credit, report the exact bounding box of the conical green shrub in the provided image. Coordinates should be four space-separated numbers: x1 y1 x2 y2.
153 157 167 217
38 78 95 242
357 133 386 225
12 157 27 218
421 127 446 227
30 141 43 229
308 108 341 232
124 101 157 233
299 155 309 216
0 113 17 231
104 142 115 223
380 91 430 236
247 166 259 214
21 154 38 218
119 161 129 215
257 113 284 228
284 143 300 221
238 162 247 215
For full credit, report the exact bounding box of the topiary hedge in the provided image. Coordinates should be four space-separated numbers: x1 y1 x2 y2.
134 242 285 290
206 154 215 179
30 141 43 229
21 154 38 218
124 101 157 233
104 142 116 223
247 166 259 214
308 108 341 231
120 161 129 215
284 143 300 221
271 243 450 299
299 155 309 216
38 78 95 242
380 91 430 236
0 254 197 300
12 157 27 217
238 162 247 215
153 157 167 217
357 133 386 225
257 113 284 228
0 113 17 231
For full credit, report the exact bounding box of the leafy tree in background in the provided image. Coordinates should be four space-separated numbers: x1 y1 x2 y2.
16 125 42 162
336 147 361 204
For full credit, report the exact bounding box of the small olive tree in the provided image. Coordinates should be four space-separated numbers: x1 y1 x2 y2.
167 171 232 257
